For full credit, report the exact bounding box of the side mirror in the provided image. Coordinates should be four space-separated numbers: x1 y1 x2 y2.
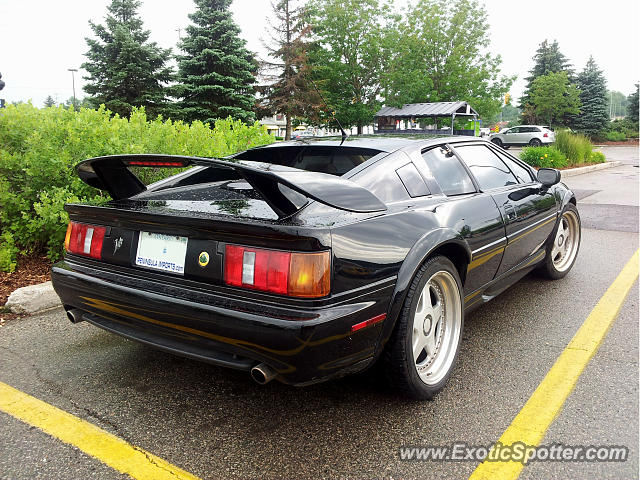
537 168 561 187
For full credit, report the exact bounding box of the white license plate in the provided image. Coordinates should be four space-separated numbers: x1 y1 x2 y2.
135 232 188 275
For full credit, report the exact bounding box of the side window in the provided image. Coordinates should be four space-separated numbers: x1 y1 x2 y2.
455 145 518 190
507 127 519 133
422 147 475 196
492 149 535 183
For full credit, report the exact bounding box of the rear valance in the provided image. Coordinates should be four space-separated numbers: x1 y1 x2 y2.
76 154 386 218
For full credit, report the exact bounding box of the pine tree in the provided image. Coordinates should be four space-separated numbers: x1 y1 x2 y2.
572 56 608 136
82 0 173 118
174 0 257 124
627 84 639 123
260 0 319 140
520 40 573 112
44 95 56 108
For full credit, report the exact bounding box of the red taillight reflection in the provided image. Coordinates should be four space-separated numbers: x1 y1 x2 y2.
224 244 330 298
65 222 106 259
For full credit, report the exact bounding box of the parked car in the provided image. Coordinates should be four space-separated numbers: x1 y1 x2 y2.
489 125 555 148
479 127 491 137
52 136 580 399
291 130 316 139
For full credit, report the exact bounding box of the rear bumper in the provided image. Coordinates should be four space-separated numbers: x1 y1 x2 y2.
51 259 394 385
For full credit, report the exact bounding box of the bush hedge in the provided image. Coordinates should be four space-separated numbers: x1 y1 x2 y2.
604 131 626 142
520 147 568 169
0 103 274 272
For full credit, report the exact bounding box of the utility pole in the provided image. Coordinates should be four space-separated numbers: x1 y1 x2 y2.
176 28 182 41
68 68 78 109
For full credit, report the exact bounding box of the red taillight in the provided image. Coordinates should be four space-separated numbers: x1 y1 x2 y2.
224 244 330 298
65 222 106 259
127 160 186 167
543 132 549 138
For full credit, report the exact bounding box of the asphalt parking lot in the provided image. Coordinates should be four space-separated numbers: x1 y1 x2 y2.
1 146 638 480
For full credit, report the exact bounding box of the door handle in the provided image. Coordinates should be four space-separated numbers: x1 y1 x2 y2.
504 204 517 221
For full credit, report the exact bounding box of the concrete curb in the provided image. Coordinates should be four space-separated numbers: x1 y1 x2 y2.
4 281 61 314
561 161 622 178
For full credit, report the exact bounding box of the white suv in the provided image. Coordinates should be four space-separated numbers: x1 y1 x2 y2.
489 125 555 149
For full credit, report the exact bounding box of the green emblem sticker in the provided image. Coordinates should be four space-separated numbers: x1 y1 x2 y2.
198 251 210 267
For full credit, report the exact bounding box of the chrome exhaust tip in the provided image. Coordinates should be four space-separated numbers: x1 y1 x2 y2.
250 363 277 385
66 308 84 324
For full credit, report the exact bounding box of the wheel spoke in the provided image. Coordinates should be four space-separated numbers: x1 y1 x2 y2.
413 288 429 333
413 333 427 360
424 331 437 357
432 298 443 324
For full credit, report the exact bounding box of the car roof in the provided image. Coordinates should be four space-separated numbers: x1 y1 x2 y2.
258 134 474 153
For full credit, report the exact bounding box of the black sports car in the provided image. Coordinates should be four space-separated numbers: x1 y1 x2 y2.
51 136 581 399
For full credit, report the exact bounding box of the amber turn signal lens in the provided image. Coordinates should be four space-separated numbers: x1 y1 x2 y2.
288 251 331 298
64 222 73 252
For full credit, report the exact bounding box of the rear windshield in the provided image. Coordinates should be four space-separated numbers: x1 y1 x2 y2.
234 146 382 176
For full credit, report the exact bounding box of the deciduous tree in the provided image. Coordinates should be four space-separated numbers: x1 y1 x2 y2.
382 0 513 121
309 0 390 134
529 72 581 126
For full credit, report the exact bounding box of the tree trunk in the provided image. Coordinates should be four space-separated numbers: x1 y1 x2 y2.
357 124 363 135
285 115 292 140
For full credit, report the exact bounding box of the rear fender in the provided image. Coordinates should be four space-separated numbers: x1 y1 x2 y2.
374 228 471 355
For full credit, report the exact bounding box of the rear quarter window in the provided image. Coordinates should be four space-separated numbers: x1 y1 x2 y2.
421 147 475 196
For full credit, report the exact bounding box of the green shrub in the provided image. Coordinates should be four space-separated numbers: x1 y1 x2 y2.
0 103 274 271
595 119 638 142
589 151 606 163
604 131 626 142
554 131 593 164
520 146 568 168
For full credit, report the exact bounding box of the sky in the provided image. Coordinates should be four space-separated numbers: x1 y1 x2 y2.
0 0 638 108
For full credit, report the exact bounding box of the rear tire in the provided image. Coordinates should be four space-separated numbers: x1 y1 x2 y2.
530 138 542 147
491 138 503 148
383 256 464 400
538 204 581 279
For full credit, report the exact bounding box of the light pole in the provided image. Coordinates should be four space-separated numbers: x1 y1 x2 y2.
68 68 78 109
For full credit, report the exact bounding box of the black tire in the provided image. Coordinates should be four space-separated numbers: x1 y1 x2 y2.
502 145 511 150
538 203 581 279
529 138 542 147
491 138 503 148
383 256 464 400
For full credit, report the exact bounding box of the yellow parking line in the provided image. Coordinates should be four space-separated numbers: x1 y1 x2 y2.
469 249 639 480
0 382 201 480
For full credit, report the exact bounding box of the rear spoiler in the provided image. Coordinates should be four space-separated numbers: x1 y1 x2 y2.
76 154 386 218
